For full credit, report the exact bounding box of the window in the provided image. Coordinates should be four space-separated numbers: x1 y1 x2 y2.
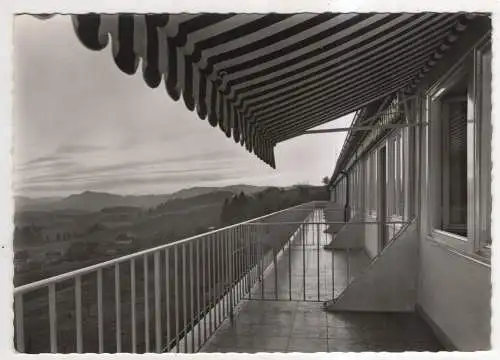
426 36 491 255
398 133 405 217
366 151 378 217
387 137 396 216
477 40 492 250
441 82 468 237
428 68 469 246
394 137 400 217
385 131 405 219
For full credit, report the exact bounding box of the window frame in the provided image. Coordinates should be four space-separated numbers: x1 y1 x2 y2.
424 37 491 257
474 38 492 255
426 59 471 252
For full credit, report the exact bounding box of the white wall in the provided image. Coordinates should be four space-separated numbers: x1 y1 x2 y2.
418 239 491 350
328 221 418 312
328 220 365 250
415 26 492 350
364 216 379 259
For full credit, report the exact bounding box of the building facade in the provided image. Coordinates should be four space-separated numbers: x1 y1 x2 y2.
329 20 491 350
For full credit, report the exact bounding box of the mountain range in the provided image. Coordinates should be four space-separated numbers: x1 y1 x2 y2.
15 184 266 212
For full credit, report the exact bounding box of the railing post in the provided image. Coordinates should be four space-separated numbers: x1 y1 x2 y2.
154 251 162 353
251 225 256 288
217 233 222 325
210 233 215 335
15 293 25 353
201 238 207 344
260 225 265 300
229 228 234 322
182 244 188 352
97 269 104 353
221 231 227 319
347 241 351 285
331 234 335 299
273 245 278 300
164 249 170 353
130 260 137 353
237 227 242 302
174 249 180 353
189 243 195 353
214 234 219 326
246 225 252 299
201 236 206 342
75 275 83 353
115 264 122 352
144 255 150 353
48 283 57 353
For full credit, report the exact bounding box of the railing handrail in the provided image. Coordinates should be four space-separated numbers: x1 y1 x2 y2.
14 201 320 294
245 221 410 226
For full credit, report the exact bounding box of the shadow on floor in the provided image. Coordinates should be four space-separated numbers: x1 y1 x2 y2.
200 300 444 353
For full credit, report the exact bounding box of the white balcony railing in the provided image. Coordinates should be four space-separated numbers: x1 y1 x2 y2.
14 201 326 354
14 200 410 354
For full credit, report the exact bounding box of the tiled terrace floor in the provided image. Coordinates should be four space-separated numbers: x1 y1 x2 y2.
246 208 371 301
200 300 444 353
199 209 443 353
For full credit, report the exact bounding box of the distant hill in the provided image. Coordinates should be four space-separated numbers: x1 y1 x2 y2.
151 190 235 214
15 185 267 212
15 196 61 210
168 184 264 200
15 191 170 212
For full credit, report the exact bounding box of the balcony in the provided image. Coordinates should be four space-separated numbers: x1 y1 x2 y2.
14 201 443 353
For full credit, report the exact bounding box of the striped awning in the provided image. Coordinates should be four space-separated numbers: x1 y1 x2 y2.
65 13 481 168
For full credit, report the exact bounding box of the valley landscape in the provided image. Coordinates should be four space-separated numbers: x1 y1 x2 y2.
14 183 328 353
14 184 287 286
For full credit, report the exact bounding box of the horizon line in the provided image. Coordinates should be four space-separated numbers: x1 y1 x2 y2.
14 182 324 199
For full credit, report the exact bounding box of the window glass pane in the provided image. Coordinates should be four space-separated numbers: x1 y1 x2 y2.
481 47 492 245
447 101 467 228
400 133 404 216
394 138 398 215
439 76 468 237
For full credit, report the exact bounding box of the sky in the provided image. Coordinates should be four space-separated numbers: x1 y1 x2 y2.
12 15 353 198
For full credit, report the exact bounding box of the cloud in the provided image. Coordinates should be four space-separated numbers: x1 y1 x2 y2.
15 165 246 195
55 144 107 154
13 15 354 198
24 154 62 165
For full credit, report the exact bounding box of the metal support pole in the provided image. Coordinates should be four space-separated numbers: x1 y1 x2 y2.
317 222 320 301
302 224 306 301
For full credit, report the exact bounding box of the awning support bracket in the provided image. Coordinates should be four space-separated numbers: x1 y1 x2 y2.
302 122 428 134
